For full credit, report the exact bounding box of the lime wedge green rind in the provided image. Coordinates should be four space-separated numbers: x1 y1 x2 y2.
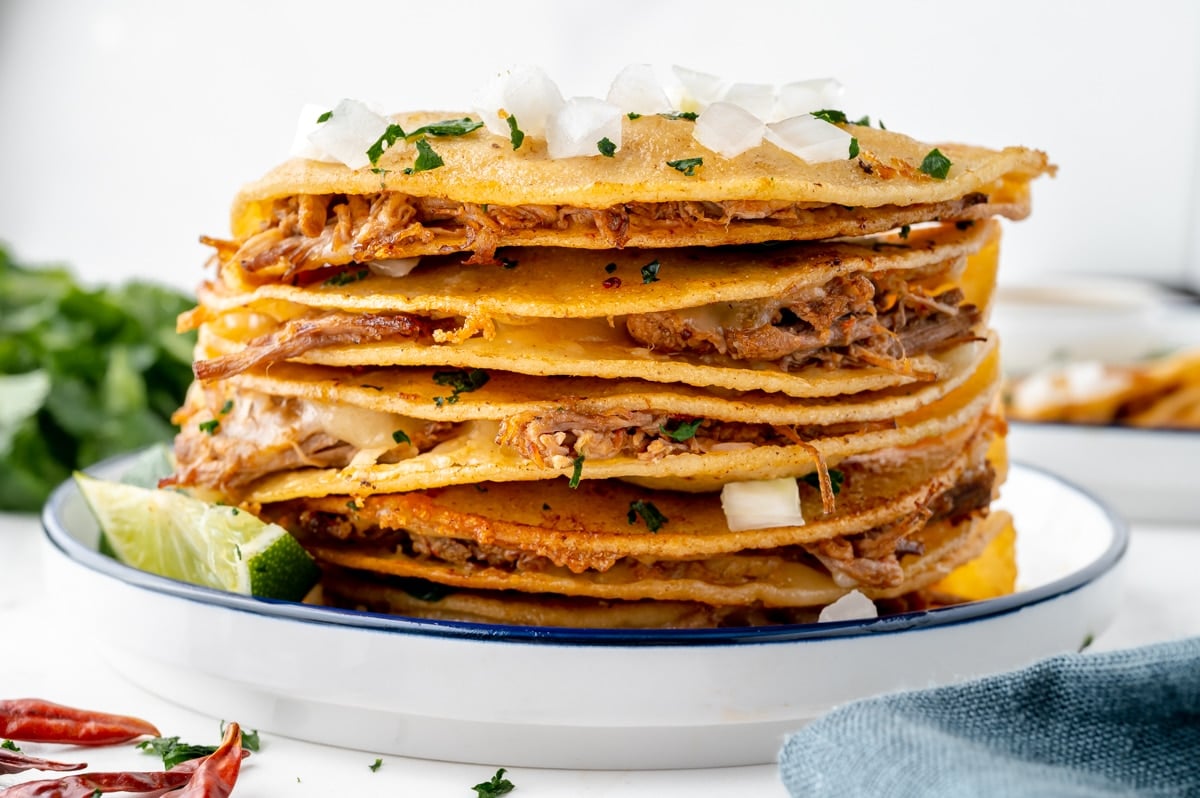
246 531 322 601
74 472 320 602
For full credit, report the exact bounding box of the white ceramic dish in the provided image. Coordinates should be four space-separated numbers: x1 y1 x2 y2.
991 283 1199 523
1008 422 1199 524
41 459 1126 770
990 275 1198 375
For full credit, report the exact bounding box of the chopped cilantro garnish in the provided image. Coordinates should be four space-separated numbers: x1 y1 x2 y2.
408 117 483 138
324 268 369 287
802 469 845 495
219 399 233 415
198 419 219 435
640 259 661 283
411 138 445 173
137 737 217 769
659 111 698 121
661 418 703 442
666 157 702 176
848 137 860 159
316 110 332 124
1 739 19 751
569 454 585 489
597 137 616 157
473 768 515 797
370 758 383 772
506 115 525 150
811 109 848 124
392 429 411 445
368 118 480 166
627 499 667 532
853 115 870 126
899 224 911 240
432 368 489 405
367 123 407 166
138 725 258 770
919 148 952 180
627 111 642 120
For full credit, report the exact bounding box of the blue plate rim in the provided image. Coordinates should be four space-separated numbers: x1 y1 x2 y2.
42 455 1128 647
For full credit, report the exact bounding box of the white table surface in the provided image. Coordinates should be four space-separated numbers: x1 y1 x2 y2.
1 510 1197 797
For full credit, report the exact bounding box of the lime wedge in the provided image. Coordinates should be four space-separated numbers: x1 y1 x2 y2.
74 473 320 602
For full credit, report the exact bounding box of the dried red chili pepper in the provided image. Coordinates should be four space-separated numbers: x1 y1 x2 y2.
0 699 160 746
168 721 244 798
0 749 86 775
0 768 192 797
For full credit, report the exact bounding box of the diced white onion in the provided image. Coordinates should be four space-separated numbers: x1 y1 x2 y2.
367 257 422 278
720 478 804 532
304 400 403 451
818 590 879 623
773 78 844 121
306 98 391 170
693 101 767 158
765 114 854 163
721 82 776 120
289 103 339 161
606 63 673 116
671 65 727 113
473 65 565 139
546 97 622 159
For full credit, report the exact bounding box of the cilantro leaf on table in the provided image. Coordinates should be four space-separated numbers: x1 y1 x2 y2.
0 245 196 511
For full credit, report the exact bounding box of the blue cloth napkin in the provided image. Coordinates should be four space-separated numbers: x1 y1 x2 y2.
778 636 1200 797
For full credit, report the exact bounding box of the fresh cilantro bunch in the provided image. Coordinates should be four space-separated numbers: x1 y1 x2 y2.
0 246 196 511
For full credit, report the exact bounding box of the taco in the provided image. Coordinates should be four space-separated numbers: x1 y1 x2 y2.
169 71 1050 626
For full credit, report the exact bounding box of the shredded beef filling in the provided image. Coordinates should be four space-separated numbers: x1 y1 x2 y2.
194 311 443 381
625 271 981 374
802 461 995 588
195 264 976 386
496 406 894 469
214 191 995 279
284 462 995 590
171 390 458 494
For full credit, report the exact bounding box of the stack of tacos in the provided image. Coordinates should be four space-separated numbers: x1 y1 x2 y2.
170 75 1052 627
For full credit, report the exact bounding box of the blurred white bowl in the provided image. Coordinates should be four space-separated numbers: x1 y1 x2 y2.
991 274 1184 375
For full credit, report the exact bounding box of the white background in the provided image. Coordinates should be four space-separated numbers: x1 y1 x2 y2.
1 0 1199 294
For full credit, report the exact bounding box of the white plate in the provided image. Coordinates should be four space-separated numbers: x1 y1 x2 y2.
41 460 1126 770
